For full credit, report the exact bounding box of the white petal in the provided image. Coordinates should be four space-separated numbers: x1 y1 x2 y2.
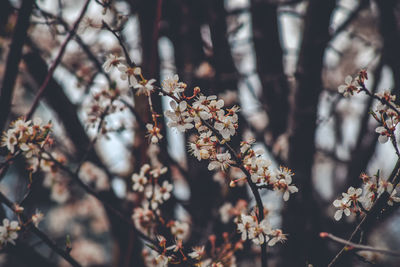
345 75 352 85
334 210 343 221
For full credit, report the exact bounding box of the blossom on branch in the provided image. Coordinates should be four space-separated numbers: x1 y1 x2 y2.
0 219 20 246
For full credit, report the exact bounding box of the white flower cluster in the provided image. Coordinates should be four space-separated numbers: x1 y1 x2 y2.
236 214 286 246
85 87 125 129
333 173 400 221
170 220 190 241
132 203 157 234
131 164 179 236
219 199 247 224
337 71 400 145
1 117 52 158
131 164 172 210
337 75 358 97
144 233 239 267
103 56 298 202
374 90 399 144
0 219 20 247
240 142 298 201
103 54 156 95
164 88 238 141
38 152 71 204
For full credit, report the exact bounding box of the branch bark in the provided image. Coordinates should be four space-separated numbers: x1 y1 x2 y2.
250 0 290 141
282 0 336 265
0 0 35 131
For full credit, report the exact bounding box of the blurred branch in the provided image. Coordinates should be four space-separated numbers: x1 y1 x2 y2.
375 0 400 99
0 0 35 131
45 151 158 247
328 0 369 43
33 6 112 85
328 158 400 266
250 0 290 141
320 232 400 257
339 58 383 194
25 0 91 120
6 241 54 267
0 191 82 267
283 0 336 265
102 21 134 67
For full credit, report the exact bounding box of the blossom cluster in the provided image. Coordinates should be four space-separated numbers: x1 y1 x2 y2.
374 90 399 144
337 70 400 144
143 233 241 267
131 164 172 209
84 87 126 131
161 74 298 201
130 164 191 245
103 54 156 95
100 54 298 202
100 53 297 266
332 172 400 221
0 219 20 247
240 142 298 201
236 213 286 246
1 117 52 159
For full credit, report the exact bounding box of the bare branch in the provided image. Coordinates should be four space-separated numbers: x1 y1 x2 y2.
25 0 91 120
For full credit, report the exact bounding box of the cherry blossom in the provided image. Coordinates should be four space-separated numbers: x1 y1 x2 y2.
164 101 194 132
161 74 186 94
333 198 351 221
208 152 232 171
102 54 124 72
0 219 20 246
338 75 358 97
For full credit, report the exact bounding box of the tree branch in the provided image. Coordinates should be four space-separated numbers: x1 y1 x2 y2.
25 0 91 120
321 232 400 257
0 191 82 267
0 0 35 131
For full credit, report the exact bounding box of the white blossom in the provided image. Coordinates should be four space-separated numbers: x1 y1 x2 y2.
165 101 194 132
161 74 186 94
333 198 351 221
134 79 156 96
103 54 124 72
214 112 237 140
0 219 20 246
338 75 357 97
170 221 189 240
388 189 400 206
268 229 287 246
208 152 232 171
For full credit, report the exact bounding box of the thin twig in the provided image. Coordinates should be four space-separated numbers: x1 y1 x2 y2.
321 232 400 257
0 191 82 267
0 0 35 131
34 7 112 85
327 158 400 266
102 23 268 265
102 21 134 67
25 0 91 120
44 152 158 247
359 84 400 117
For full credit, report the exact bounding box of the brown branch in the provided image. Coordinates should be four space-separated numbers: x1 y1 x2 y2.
321 232 400 257
0 0 35 131
283 0 337 265
25 0 91 120
0 191 82 267
155 86 268 266
327 158 400 266
45 152 158 247
102 21 134 67
328 0 369 43
33 6 112 85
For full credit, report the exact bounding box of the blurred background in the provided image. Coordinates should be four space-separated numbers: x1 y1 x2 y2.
0 0 400 266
